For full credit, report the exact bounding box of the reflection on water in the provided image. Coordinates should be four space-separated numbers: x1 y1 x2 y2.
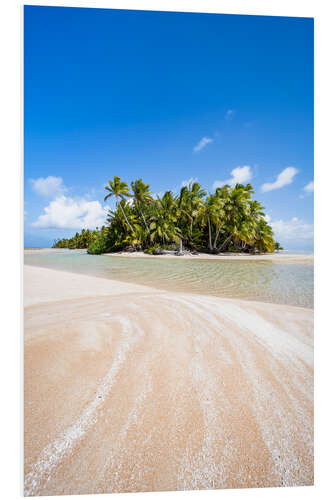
24 249 314 309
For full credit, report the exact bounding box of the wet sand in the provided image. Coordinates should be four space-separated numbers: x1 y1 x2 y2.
24 265 313 496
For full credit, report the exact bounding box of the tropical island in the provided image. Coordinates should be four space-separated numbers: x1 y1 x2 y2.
24 6 313 495
53 176 283 255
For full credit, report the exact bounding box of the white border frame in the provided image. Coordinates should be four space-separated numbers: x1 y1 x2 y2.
1 1 333 499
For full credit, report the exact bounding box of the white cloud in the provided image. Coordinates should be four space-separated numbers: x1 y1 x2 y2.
225 109 234 119
261 167 298 192
193 137 213 153
270 217 314 241
181 177 198 188
30 176 66 197
32 195 109 229
304 181 314 193
213 165 252 190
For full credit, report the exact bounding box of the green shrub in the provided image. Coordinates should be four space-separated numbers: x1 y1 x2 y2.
143 247 154 255
143 244 160 255
87 234 109 255
160 243 177 250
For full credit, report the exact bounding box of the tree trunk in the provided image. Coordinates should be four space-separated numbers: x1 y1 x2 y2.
208 217 213 251
119 201 134 233
217 234 232 252
179 238 183 253
213 227 220 249
139 204 149 232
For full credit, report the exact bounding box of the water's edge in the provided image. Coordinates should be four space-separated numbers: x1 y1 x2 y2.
24 250 314 309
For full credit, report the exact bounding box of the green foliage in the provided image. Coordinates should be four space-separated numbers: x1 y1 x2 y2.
87 234 109 255
143 245 159 255
55 177 278 256
274 241 284 251
52 228 100 249
160 243 178 250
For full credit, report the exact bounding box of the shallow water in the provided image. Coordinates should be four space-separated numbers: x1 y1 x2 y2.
24 249 313 309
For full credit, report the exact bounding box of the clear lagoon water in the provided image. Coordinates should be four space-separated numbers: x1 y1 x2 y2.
24 249 314 309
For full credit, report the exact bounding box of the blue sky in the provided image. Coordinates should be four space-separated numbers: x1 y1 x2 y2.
24 6 314 249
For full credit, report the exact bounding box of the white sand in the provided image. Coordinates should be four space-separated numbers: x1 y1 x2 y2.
107 251 314 264
24 265 313 496
24 265 155 308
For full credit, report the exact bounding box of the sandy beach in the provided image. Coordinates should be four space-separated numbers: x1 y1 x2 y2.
107 251 314 265
24 265 313 496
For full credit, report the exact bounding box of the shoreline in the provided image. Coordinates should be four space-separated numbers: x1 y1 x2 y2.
24 248 314 265
24 265 313 495
24 264 313 310
24 264 311 311
105 250 314 264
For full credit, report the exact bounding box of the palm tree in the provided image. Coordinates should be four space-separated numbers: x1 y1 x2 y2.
255 219 275 252
198 194 222 252
274 241 284 251
177 182 206 248
58 177 277 255
214 183 253 252
104 176 134 232
131 178 152 231
149 191 181 245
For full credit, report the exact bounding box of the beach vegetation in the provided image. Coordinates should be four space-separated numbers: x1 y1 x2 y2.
53 176 278 255
52 228 100 249
274 241 284 251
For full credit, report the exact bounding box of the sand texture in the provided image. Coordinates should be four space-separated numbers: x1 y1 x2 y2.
24 266 313 496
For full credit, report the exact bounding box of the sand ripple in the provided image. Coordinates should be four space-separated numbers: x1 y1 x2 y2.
24 268 313 495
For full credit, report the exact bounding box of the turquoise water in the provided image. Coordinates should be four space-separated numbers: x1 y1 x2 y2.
24 249 314 309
